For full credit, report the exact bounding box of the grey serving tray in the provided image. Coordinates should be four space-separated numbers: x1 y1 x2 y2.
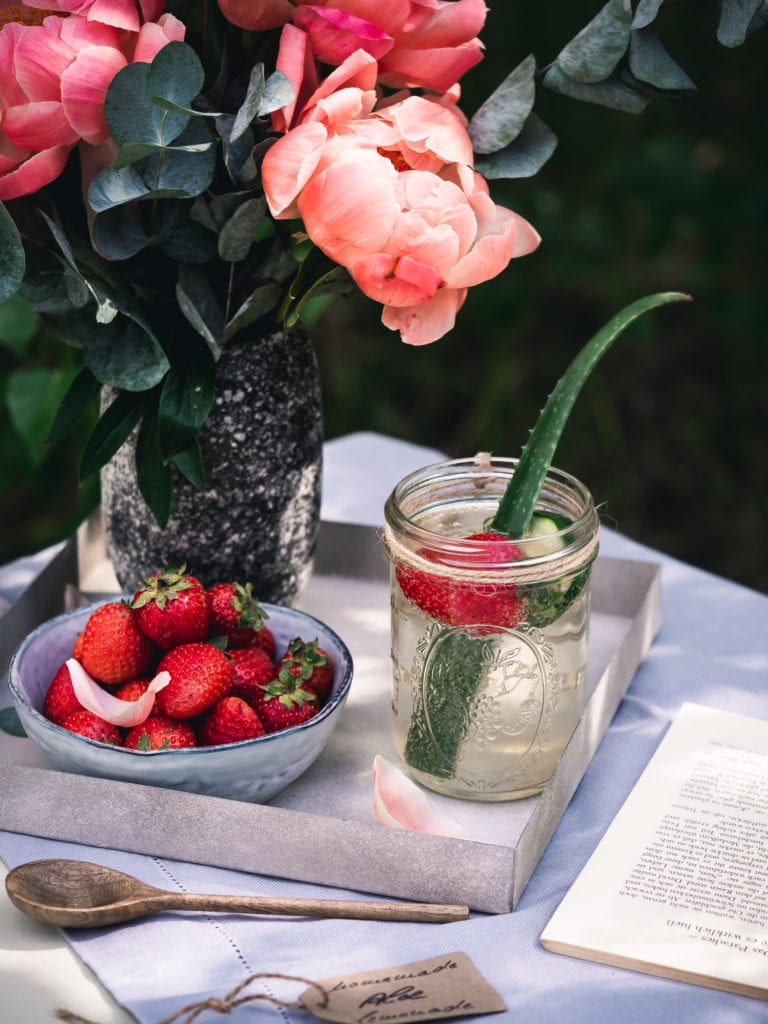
0 519 660 913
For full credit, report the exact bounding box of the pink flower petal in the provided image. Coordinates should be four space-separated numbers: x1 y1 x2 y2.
131 12 185 63
396 0 487 48
86 0 140 32
15 24 76 103
3 100 78 149
61 45 127 144
372 755 482 840
381 285 466 345
378 42 483 93
293 5 393 64
0 144 72 200
66 658 170 728
262 120 329 218
349 253 442 307
271 24 317 134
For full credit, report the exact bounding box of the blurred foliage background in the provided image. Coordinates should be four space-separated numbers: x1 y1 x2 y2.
1 1 765 591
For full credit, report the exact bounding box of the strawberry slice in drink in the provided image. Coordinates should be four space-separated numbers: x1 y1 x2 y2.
396 532 526 630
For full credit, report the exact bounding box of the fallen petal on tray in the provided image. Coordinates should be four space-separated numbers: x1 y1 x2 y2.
372 755 483 842
67 659 171 728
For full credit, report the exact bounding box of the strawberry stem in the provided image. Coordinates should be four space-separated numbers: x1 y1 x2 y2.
491 291 691 537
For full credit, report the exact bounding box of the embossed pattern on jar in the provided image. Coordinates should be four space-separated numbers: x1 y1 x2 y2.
384 457 599 802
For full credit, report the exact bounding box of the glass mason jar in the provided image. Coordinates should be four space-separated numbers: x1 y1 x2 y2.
383 455 600 802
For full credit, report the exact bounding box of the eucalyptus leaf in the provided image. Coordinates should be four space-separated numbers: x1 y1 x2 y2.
543 64 648 114
83 316 170 391
155 202 218 263
748 0 768 33
260 70 293 116
80 389 147 482
224 283 283 341
158 349 216 457
632 0 665 29
0 202 24 303
490 292 691 537
628 29 696 91
147 41 205 115
284 266 349 328
216 114 255 185
172 438 206 491
231 63 265 142
556 0 633 83
718 0 764 45
176 265 224 356
63 268 90 309
469 55 536 154
218 198 266 262
474 112 557 179
136 399 172 527
112 140 214 171
6 367 76 463
91 205 149 259
46 366 100 445
104 61 189 147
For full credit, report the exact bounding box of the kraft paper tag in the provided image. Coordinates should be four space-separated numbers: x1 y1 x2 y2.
300 952 506 1024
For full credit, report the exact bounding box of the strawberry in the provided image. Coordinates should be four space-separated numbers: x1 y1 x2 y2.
132 565 210 649
73 631 85 661
60 709 122 745
154 642 233 719
112 678 150 702
200 696 266 746
42 663 82 725
229 646 275 708
123 715 197 750
207 581 275 655
256 677 319 733
276 638 334 702
396 532 526 630
78 601 157 685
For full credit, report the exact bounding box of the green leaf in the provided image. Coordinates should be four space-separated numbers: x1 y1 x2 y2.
176 265 224 356
0 203 24 304
490 292 691 537
155 203 218 264
158 349 216 457
474 112 557 179
259 70 293 116
632 0 665 29
46 366 100 445
0 706 26 738
172 437 206 490
225 284 283 341
0 294 38 355
112 140 214 171
83 316 170 391
147 40 205 116
80 389 148 482
284 266 348 328
543 64 648 113
216 114 255 185
218 198 266 262
718 0 764 46
91 204 149 260
231 63 265 142
628 29 696 91
469 55 536 154
6 368 76 463
104 61 188 147
136 398 172 526
556 0 633 83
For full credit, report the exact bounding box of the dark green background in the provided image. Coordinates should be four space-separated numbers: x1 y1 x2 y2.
1 2 765 591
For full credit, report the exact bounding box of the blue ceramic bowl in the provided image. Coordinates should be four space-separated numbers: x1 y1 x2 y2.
9 601 353 803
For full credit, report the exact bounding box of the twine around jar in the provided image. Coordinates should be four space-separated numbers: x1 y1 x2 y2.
381 522 600 586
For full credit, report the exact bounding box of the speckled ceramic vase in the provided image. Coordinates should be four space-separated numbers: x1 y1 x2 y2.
101 326 323 604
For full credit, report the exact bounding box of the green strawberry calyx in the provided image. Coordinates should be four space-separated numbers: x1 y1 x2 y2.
260 677 317 710
230 582 268 632
132 564 194 611
278 637 327 687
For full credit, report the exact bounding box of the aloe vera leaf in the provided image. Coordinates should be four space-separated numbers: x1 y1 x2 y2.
491 291 691 537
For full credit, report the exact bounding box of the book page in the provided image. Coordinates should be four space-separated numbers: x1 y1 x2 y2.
540 703 768 999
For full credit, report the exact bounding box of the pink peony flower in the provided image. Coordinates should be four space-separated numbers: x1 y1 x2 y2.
216 0 293 32
23 0 163 33
0 7 184 200
292 0 487 92
262 86 540 345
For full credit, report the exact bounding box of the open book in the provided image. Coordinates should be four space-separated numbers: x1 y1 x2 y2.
541 703 768 1000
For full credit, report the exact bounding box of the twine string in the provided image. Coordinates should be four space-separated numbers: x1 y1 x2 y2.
381 522 599 586
55 973 328 1024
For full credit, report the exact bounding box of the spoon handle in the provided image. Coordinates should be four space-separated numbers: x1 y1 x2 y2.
155 892 468 923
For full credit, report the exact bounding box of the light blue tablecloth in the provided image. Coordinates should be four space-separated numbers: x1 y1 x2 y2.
2 432 767 1023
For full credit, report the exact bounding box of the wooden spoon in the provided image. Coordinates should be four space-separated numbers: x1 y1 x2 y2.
5 859 469 928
